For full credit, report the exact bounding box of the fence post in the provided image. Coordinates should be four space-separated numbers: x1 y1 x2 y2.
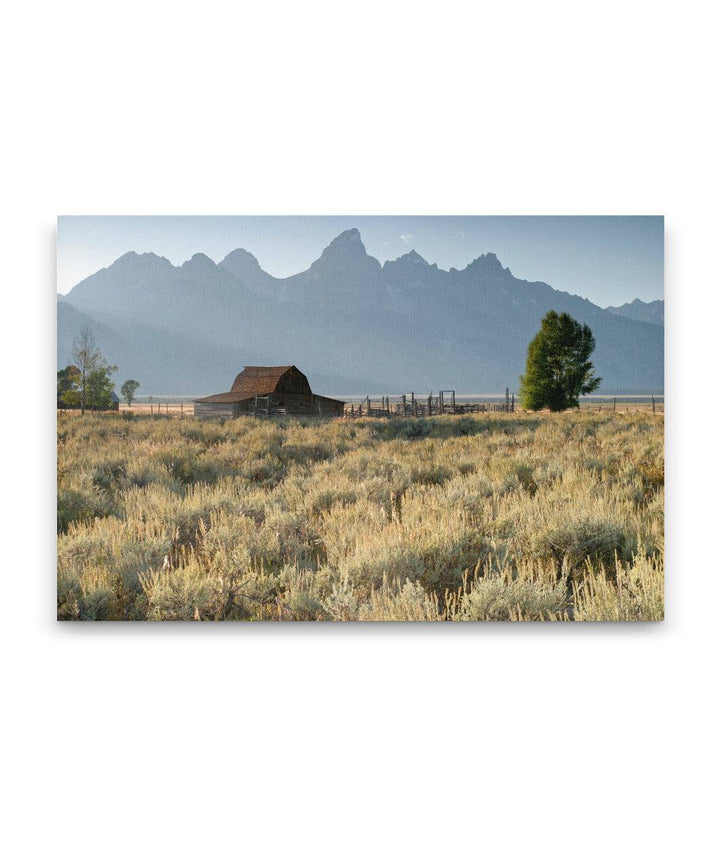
180 401 183 418
613 397 616 412
505 387 510 412
511 393 515 413
652 395 655 414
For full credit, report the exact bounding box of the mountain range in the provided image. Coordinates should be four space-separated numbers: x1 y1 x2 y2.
606 297 664 327
58 229 664 395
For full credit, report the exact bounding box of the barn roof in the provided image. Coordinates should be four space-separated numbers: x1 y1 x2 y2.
230 365 297 396
195 365 308 404
193 390 249 404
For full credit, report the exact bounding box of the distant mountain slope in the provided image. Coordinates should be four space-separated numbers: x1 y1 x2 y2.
60 229 664 394
606 298 664 326
58 297 375 396
58 300 126 366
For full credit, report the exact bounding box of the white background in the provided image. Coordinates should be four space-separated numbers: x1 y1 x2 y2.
2 1 718 854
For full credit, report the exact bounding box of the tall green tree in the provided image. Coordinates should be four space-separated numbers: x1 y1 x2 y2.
519 311 601 411
120 379 140 407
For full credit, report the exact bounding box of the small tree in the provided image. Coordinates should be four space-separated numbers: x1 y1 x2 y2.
57 365 81 407
70 328 118 413
519 311 601 411
120 379 140 407
87 364 118 410
70 327 101 415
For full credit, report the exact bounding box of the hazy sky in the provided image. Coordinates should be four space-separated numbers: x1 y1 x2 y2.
57 215 663 307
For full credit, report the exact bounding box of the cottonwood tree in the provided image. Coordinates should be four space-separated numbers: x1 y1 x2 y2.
519 311 601 411
57 365 81 407
120 379 140 407
87 364 118 410
70 328 117 413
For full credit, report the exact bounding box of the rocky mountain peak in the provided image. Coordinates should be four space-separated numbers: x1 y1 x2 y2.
221 248 261 268
181 252 216 273
319 228 367 259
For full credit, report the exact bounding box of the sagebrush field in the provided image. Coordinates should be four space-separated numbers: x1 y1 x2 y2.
57 411 664 621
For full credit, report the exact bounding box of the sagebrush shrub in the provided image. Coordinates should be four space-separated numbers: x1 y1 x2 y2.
452 572 568 621
528 516 631 576
57 410 663 620
57 488 115 534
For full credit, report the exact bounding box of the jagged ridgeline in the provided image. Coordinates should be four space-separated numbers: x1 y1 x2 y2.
58 229 664 395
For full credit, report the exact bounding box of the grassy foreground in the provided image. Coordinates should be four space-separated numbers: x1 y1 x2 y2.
57 411 664 621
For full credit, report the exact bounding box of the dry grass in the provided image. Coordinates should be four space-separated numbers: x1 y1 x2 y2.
57 410 664 621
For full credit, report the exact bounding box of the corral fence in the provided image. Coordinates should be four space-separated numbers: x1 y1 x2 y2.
345 388 516 418
128 400 191 417
344 391 664 418
57 399 194 418
577 395 664 414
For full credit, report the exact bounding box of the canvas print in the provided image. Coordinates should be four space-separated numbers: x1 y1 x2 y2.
57 216 664 621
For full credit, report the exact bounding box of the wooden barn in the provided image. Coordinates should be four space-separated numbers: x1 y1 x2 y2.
194 366 345 419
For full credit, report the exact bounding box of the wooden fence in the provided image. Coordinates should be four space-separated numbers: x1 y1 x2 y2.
343 391 664 418
345 388 516 418
577 396 664 414
59 392 664 420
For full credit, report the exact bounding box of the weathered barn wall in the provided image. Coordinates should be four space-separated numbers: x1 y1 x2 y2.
314 395 345 417
196 394 343 419
194 402 236 419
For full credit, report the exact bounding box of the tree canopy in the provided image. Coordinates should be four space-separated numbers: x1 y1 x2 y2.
67 328 117 412
120 379 140 407
519 311 601 411
86 364 117 409
57 365 81 407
